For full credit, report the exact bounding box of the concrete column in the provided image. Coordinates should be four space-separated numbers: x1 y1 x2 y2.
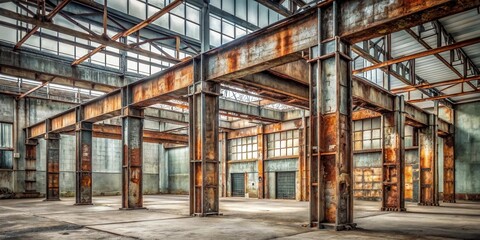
381 96 406 211
121 106 144 209
309 2 355 230
189 55 220 216
75 121 93 205
419 114 439 206
24 139 38 195
257 125 264 199
45 132 60 201
443 134 455 203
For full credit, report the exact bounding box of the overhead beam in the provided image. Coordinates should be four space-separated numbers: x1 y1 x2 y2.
392 75 480 94
71 0 183 66
14 0 72 49
256 0 292 17
353 36 480 74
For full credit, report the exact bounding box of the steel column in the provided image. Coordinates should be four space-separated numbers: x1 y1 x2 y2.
299 117 308 201
75 121 93 205
189 55 220 216
221 132 227 197
45 132 60 201
257 125 265 199
309 2 354 230
443 134 455 203
419 114 439 206
24 139 38 194
381 96 406 211
121 86 145 209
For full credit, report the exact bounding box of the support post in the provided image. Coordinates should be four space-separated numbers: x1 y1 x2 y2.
121 88 145 210
188 55 220 216
309 2 355 230
221 132 227 197
257 125 265 199
299 117 308 201
443 134 455 203
45 131 60 201
24 139 38 195
419 114 439 206
75 120 93 205
381 96 406 211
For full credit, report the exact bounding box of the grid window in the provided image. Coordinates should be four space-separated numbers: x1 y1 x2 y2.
0 122 13 169
228 136 258 161
267 130 299 158
353 118 381 151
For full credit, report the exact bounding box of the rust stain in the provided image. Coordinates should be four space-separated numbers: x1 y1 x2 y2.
226 50 239 73
276 28 293 58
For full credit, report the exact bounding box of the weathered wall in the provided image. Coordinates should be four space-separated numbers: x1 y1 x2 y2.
405 148 419 202
264 158 298 199
228 161 258 198
166 147 189 194
455 102 480 200
353 152 382 201
0 93 164 197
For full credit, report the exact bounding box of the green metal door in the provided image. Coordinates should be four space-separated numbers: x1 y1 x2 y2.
276 171 296 199
231 173 245 197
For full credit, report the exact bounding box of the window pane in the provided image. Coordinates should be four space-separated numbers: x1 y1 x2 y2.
0 150 13 169
0 123 13 148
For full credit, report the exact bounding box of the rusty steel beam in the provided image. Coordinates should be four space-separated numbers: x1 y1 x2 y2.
45 132 60 201
391 75 480 94
257 125 265 199
220 132 228 197
75 121 93 205
419 114 440 206
309 2 354 230
14 0 72 50
121 106 145 209
381 96 406 211
24 139 38 194
189 56 220 216
443 134 455 203
353 36 480 74
71 0 182 66
408 89 480 103
92 124 188 145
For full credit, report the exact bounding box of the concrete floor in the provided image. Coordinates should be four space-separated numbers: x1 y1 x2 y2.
1 195 480 239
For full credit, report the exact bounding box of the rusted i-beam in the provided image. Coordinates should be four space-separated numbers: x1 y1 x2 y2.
24 139 38 194
45 132 60 201
443 134 455 203
75 121 93 205
419 114 439 206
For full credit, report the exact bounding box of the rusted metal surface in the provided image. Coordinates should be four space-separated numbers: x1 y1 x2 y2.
339 0 480 43
437 118 453 136
352 109 381 121
45 132 60 201
309 3 354 229
24 139 38 193
226 126 257 139
381 96 406 211
29 122 46 139
189 56 220 216
221 132 228 197
404 165 414 201
83 92 122 122
352 76 394 112
264 119 303 134
257 125 265 199
51 110 76 132
419 114 439 206
298 118 308 201
404 104 429 127
75 122 93 205
443 135 455 203
121 107 144 209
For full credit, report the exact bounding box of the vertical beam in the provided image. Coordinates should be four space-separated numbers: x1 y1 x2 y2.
24 139 38 194
309 2 355 230
298 117 307 201
189 55 220 216
221 132 227 197
45 132 60 201
75 121 93 205
257 125 265 199
200 0 210 52
381 96 406 211
443 134 455 203
419 114 439 206
121 87 145 209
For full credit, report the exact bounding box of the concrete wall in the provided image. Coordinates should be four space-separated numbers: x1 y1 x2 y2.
264 158 298 199
0 93 164 197
166 147 189 194
353 152 382 201
455 102 480 200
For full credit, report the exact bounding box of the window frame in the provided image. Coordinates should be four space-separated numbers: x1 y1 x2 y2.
0 121 14 170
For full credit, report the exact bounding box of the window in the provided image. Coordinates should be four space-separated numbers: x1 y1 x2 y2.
228 136 258 161
405 126 416 147
353 118 381 151
0 122 13 169
267 130 299 158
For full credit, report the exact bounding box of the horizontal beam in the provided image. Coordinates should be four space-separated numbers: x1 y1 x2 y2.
26 0 470 136
0 8 179 64
353 36 480 74
407 89 480 103
392 75 480 94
